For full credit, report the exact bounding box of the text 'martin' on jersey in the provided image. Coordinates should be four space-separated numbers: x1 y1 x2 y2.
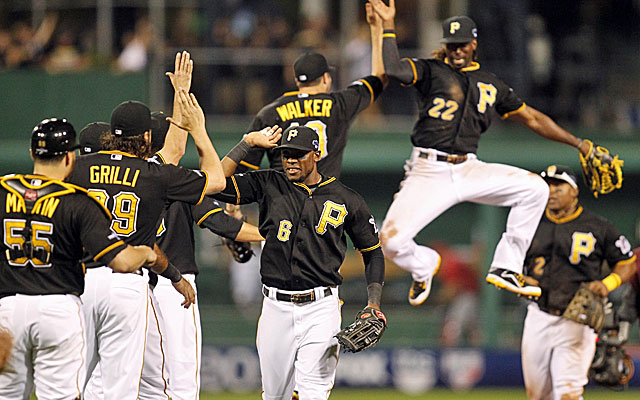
68 150 208 248
0 174 127 297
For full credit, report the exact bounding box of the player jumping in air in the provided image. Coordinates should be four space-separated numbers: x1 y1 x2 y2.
368 0 596 304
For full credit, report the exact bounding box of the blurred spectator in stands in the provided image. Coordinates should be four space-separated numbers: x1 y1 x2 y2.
526 14 553 111
3 14 56 69
431 241 481 347
0 29 10 68
116 16 151 72
44 28 88 72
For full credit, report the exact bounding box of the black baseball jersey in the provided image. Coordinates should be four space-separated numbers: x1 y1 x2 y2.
213 170 381 290
525 206 635 312
67 150 208 247
238 76 384 178
150 154 243 275
403 59 524 154
0 174 126 297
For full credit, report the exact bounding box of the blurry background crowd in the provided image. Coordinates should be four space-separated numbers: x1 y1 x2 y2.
1 0 639 131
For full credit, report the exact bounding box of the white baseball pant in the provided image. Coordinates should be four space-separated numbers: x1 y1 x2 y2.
522 302 597 400
0 294 84 400
84 280 172 400
82 267 149 400
257 286 341 400
153 274 201 400
381 147 549 281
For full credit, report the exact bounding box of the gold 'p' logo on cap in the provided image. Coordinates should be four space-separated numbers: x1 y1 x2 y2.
287 129 298 142
547 165 557 175
450 22 461 34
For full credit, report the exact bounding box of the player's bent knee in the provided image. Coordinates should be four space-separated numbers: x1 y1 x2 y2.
380 230 403 258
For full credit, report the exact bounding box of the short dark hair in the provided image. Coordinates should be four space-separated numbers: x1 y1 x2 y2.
101 132 151 159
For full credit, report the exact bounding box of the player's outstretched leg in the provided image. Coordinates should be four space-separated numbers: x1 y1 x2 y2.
485 268 541 297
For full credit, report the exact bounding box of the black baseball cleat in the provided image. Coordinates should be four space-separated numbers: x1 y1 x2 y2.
408 277 432 306
485 268 541 297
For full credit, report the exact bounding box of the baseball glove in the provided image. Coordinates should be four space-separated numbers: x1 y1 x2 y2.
579 139 623 198
223 238 254 263
562 283 606 332
335 306 386 353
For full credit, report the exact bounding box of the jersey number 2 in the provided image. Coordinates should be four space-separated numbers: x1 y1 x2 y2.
88 189 140 237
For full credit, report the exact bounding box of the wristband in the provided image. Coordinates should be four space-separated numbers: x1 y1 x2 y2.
382 29 396 38
160 262 182 283
601 272 622 292
226 140 251 164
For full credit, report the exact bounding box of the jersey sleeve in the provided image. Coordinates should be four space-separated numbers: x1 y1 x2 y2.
210 171 267 205
163 164 208 205
603 223 636 267
333 76 384 121
344 193 381 253
73 195 127 265
494 78 525 118
191 197 243 239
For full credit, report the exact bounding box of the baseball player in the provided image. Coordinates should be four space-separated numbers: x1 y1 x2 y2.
67 95 225 400
212 125 386 399
237 3 386 178
0 118 158 399
368 1 595 304
521 165 636 400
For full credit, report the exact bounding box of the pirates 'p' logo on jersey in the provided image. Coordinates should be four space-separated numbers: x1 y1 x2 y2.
316 201 348 234
569 232 596 264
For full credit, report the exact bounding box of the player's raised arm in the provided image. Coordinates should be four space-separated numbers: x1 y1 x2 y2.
221 126 282 177
366 2 388 86
158 51 193 165
168 88 226 194
368 0 416 84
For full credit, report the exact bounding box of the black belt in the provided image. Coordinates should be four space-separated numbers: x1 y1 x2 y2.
419 151 468 164
262 286 332 305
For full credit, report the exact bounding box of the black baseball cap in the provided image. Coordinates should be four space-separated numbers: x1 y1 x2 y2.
541 165 578 189
441 16 478 43
79 122 109 155
31 118 79 158
276 126 320 152
150 111 170 153
110 100 151 137
293 52 330 83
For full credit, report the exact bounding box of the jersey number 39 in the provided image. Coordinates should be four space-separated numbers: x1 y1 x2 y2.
88 189 140 237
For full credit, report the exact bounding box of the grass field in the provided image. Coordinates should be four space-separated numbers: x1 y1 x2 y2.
200 388 640 399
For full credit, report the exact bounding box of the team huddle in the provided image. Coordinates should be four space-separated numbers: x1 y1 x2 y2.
0 1 636 399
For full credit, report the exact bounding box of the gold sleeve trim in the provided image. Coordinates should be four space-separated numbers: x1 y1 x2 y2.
196 170 209 206
501 103 527 120
382 33 396 38
94 240 126 261
155 152 167 164
196 208 222 226
359 79 375 106
400 58 418 87
240 160 259 170
359 242 381 253
231 175 240 205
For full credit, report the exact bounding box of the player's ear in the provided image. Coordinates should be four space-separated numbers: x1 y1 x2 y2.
313 151 321 161
470 40 478 51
